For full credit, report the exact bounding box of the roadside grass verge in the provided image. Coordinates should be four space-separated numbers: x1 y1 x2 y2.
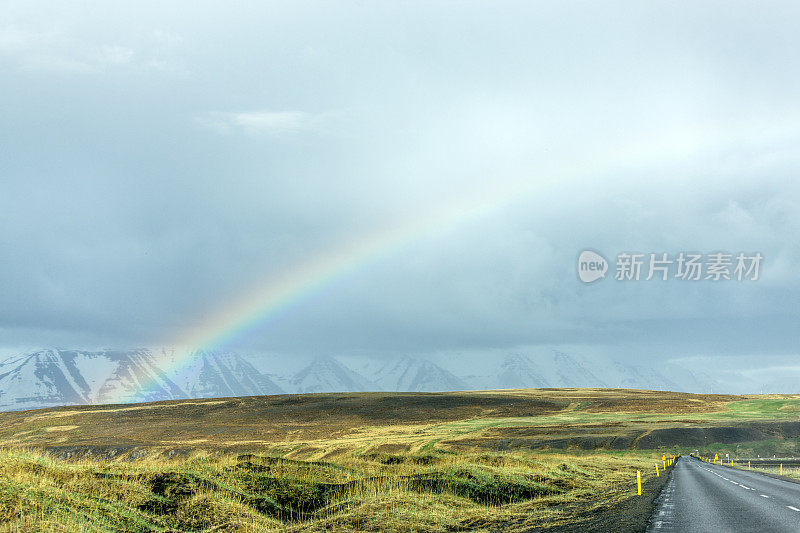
0 447 661 532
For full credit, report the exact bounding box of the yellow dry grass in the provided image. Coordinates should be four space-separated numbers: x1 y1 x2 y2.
0 445 662 532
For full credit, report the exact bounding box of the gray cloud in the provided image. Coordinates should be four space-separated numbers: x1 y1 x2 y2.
1 1 799 366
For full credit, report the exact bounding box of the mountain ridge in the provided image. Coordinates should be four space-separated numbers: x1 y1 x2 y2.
0 347 779 412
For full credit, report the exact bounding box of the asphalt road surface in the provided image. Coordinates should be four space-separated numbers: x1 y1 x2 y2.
648 456 800 532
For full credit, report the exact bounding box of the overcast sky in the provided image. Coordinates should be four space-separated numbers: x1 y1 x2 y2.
1 1 799 363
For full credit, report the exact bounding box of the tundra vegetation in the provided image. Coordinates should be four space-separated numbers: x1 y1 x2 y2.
1 389 798 531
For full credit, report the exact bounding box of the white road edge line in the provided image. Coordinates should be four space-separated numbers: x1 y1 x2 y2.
787 506 800 512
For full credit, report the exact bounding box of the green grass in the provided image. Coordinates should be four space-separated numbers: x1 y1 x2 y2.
0 448 664 532
3 388 799 531
721 398 800 419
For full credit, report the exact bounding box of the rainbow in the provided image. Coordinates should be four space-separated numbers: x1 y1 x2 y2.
110 175 556 403
108 122 764 403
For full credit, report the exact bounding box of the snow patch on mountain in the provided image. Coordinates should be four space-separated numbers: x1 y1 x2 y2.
0 349 283 411
362 356 468 391
2 346 791 412
291 356 374 393
493 353 548 389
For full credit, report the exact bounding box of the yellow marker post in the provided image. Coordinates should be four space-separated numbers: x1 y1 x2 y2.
780 464 783 475
656 463 660 477
637 471 642 495
663 459 666 470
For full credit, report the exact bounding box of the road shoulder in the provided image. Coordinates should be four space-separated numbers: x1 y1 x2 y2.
538 467 672 532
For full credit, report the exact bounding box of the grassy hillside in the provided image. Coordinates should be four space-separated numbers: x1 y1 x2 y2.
1 388 799 531
0 388 759 453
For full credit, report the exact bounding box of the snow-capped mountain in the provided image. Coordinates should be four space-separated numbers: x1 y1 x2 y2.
465 351 608 390
290 356 375 393
93 349 187 404
455 350 719 393
0 346 775 413
550 351 606 387
0 349 182 411
492 353 549 389
0 349 283 411
603 361 680 391
154 350 283 399
363 356 468 391
659 363 719 394
0 349 99 411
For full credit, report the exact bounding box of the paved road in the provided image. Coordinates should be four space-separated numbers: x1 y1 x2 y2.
648 456 800 532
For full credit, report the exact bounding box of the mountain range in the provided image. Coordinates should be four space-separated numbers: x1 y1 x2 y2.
0 347 782 412
0 349 283 411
